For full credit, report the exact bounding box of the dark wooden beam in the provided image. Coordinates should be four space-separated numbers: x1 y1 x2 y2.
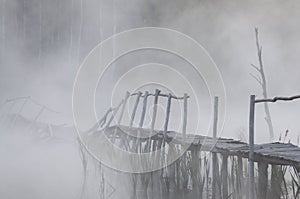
258 161 268 199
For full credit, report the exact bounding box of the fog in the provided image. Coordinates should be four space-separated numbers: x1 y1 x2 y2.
1 0 300 198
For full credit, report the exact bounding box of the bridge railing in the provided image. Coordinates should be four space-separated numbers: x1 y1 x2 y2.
88 89 189 146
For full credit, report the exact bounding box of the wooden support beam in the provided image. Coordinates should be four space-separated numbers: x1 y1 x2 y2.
269 165 281 199
212 96 219 199
118 92 130 148
258 161 268 199
237 155 244 199
182 93 188 137
191 147 200 197
139 91 148 128
147 89 160 151
221 154 228 199
118 91 130 125
163 94 172 147
249 95 256 199
135 91 148 152
129 91 142 128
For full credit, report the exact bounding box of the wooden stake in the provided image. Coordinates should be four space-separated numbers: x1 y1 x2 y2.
118 91 130 125
147 89 160 151
249 95 256 199
258 161 268 199
129 91 142 128
182 93 188 137
139 91 149 128
163 94 172 147
222 154 228 199
212 96 219 199
135 91 148 151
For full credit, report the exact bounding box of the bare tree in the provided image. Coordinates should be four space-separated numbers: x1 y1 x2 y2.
250 28 274 141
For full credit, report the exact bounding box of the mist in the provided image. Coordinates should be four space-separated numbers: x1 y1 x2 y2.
1 0 300 198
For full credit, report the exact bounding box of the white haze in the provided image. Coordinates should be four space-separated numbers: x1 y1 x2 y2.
1 0 300 198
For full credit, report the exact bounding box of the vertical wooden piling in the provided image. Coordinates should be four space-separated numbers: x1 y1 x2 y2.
163 94 172 147
117 91 130 148
270 165 280 199
191 146 200 197
147 89 160 151
130 91 142 128
118 91 130 125
212 96 219 199
222 154 228 199
181 93 188 196
182 93 188 137
139 91 149 128
135 91 148 151
237 155 244 199
249 95 256 199
258 161 268 199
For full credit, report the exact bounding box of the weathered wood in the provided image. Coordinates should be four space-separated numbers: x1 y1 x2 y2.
139 91 149 128
249 95 255 199
212 96 219 199
131 91 189 100
181 93 188 198
163 94 172 147
269 165 281 199
191 147 200 198
258 161 268 199
147 89 160 151
221 154 228 199
182 93 188 137
237 155 244 199
135 91 148 152
118 91 130 125
130 91 142 128
118 92 130 148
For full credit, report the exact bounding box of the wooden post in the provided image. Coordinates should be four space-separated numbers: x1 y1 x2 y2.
249 95 256 199
222 154 228 199
135 91 148 151
118 91 130 125
139 91 149 128
130 91 142 128
147 89 160 151
163 94 172 147
270 165 280 199
117 92 130 148
258 161 268 199
182 93 188 137
212 96 219 199
181 93 188 195
237 155 244 199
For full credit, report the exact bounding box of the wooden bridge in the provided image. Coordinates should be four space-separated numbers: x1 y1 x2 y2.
84 89 300 199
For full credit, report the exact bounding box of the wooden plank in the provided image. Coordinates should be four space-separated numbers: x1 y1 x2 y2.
105 125 300 167
258 161 268 199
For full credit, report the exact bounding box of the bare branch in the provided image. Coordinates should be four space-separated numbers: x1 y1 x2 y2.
249 73 263 86
252 27 274 141
250 64 261 73
255 94 300 103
